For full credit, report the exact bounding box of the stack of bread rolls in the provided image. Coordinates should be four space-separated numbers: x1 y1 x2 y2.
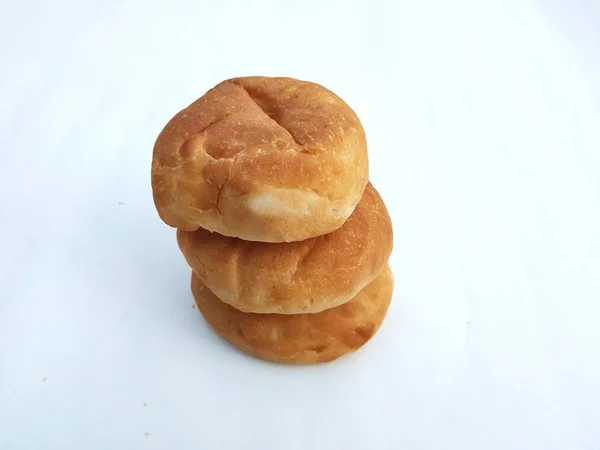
151 77 394 364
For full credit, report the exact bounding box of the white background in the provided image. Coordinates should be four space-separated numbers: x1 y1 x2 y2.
1 0 599 449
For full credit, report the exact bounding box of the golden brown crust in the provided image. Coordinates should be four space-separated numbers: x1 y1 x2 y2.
152 76 368 242
191 265 394 364
177 183 393 314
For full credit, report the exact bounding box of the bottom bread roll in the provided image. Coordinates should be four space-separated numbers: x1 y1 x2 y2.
191 265 394 364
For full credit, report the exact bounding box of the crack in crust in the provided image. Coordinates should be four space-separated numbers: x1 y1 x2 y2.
178 116 228 162
233 81 305 147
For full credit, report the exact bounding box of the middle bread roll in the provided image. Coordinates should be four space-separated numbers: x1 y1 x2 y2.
177 183 393 314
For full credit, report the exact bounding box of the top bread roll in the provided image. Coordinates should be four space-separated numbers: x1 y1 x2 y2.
151 76 368 242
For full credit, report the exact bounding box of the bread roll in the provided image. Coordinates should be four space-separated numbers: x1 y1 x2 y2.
178 183 393 314
191 265 394 364
152 76 368 242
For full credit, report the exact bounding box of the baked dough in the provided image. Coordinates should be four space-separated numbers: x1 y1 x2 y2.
178 183 393 314
152 76 368 242
191 265 394 364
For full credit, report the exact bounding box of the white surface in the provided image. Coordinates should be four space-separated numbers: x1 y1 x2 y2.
1 0 599 449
